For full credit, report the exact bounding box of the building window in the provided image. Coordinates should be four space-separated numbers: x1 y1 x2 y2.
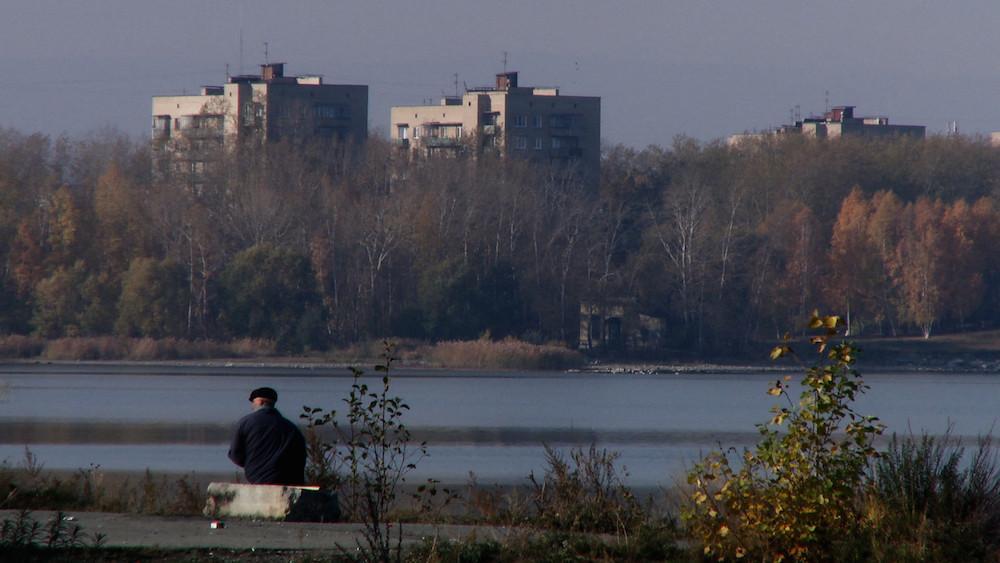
534 137 543 150
315 104 350 119
550 114 572 128
513 136 528 150
513 115 528 128
533 115 543 128
552 137 562 149
397 125 409 140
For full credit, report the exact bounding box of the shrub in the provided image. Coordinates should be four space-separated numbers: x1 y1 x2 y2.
302 342 427 562
683 312 884 561
529 444 645 535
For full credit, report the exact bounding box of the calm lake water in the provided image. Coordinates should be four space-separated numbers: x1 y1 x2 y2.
0 363 996 487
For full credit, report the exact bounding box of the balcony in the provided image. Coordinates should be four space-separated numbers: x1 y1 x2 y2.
423 136 462 148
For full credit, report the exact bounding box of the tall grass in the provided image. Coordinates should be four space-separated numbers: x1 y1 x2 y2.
0 335 45 358
0 336 277 361
0 450 206 516
428 337 584 370
865 432 1000 560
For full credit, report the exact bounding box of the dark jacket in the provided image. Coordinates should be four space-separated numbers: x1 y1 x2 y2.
228 406 306 485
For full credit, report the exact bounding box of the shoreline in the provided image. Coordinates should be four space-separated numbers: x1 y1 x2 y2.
3 355 998 375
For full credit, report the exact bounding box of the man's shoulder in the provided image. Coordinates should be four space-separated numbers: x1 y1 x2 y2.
238 407 297 428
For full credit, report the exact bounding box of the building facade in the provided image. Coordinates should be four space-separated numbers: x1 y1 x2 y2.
390 72 601 186
729 105 925 145
152 63 368 179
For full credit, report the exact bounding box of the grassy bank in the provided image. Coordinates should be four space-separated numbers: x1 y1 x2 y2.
0 335 278 362
0 335 585 371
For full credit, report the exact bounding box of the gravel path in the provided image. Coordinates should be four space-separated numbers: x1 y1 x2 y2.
0 510 512 551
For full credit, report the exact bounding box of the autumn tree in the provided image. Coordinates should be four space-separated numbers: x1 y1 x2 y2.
116 257 190 338
828 187 879 334
895 198 946 338
218 244 326 352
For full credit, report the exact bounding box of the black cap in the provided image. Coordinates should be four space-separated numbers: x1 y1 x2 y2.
249 387 278 403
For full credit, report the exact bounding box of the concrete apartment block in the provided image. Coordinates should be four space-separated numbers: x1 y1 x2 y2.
391 72 601 187
728 105 925 146
152 63 368 180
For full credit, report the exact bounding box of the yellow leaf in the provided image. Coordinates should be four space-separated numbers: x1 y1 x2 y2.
809 310 822 329
768 386 782 396
719 525 730 537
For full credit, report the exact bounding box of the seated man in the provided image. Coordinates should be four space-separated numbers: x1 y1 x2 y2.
228 387 306 485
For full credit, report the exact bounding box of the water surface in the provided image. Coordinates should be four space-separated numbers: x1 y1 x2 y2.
0 363 995 486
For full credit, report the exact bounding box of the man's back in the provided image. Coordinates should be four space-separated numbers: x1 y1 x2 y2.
228 406 306 485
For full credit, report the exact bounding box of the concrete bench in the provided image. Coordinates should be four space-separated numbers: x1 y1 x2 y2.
204 482 340 522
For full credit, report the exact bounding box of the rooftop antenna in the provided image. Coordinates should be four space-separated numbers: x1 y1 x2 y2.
795 104 801 122
453 73 459 97
238 2 244 74
825 90 830 113
502 51 508 73
264 41 269 64
225 63 230 80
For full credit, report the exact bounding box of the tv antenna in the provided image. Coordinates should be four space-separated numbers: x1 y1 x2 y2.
238 2 244 74
453 73 459 97
502 51 508 73
264 41 269 63
824 90 830 113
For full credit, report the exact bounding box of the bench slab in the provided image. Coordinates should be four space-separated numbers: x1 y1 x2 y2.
204 482 340 522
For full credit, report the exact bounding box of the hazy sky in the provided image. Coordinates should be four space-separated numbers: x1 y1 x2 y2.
3 1 1000 147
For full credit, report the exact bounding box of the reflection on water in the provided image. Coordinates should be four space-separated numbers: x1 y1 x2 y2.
0 363 997 486
0 443 711 487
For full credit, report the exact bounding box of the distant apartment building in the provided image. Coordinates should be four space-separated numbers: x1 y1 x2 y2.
728 105 925 145
152 63 367 179
390 72 601 186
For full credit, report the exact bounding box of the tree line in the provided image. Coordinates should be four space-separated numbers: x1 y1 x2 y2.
1 126 998 353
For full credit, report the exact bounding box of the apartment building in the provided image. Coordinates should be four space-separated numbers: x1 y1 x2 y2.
729 105 925 145
390 72 601 186
152 63 368 179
